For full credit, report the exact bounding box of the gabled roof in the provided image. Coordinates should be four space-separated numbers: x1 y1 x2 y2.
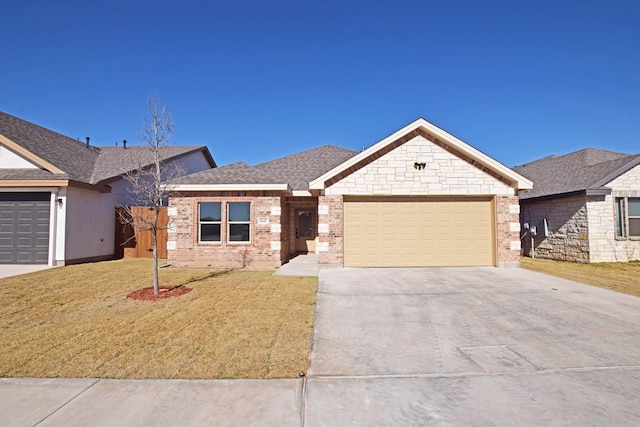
513 148 640 200
0 111 214 186
0 111 99 181
172 145 358 192
309 118 533 190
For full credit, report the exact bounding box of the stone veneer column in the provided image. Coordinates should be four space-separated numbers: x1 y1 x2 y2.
496 195 522 267
317 194 343 265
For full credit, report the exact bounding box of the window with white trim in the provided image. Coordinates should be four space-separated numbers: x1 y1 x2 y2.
199 202 222 242
615 197 640 239
228 202 251 242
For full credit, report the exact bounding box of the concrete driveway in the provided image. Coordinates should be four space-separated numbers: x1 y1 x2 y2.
0 264 53 279
305 267 640 425
3 267 640 425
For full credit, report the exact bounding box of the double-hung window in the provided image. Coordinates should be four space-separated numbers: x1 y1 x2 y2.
615 197 640 239
199 202 222 242
228 202 251 242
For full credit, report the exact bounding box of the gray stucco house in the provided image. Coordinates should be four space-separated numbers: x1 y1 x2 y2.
0 111 215 265
514 148 640 263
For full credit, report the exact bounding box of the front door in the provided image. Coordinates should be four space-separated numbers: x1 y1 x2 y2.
295 209 316 253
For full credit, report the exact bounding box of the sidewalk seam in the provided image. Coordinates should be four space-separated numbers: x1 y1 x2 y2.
34 379 100 426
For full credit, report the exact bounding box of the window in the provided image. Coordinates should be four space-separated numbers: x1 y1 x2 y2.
199 202 221 242
615 197 640 239
630 198 640 237
228 202 251 242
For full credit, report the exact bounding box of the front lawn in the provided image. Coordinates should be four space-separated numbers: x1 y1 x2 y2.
521 257 640 297
0 259 317 379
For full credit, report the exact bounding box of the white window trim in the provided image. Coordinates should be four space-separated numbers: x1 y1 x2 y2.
227 202 251 244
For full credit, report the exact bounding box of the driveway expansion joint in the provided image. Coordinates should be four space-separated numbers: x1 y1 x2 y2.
306 365 640 381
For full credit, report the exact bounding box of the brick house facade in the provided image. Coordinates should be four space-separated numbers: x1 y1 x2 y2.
168 118 532 268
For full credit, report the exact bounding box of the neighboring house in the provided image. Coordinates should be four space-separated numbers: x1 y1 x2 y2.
514 148 640 263
168 118 532 269
0 111 216 265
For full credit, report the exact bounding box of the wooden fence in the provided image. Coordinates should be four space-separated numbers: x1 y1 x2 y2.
115 207 168 259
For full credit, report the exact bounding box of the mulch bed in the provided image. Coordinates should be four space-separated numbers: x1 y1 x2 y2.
127 285 192 301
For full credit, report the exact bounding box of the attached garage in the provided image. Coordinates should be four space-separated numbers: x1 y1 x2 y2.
0 193 50 264
343 197 495 267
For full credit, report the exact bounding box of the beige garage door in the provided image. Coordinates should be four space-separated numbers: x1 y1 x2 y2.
343 197 495 267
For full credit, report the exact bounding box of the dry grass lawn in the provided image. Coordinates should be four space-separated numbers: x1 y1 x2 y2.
0 259 317 379
521 257 640 297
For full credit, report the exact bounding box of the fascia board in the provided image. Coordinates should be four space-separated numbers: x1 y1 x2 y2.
309 118 533 190
0 179 69 187
292 190 312 197
0 134 66 174
171 183 291 192
585 188 612 196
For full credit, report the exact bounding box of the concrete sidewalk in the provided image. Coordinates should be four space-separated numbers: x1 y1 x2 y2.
1 378 303 426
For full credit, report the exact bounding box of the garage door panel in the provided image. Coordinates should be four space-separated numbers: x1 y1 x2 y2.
344 198 494 267
0 193 50 264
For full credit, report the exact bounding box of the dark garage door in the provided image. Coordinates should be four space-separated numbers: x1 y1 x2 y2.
0 193 50 264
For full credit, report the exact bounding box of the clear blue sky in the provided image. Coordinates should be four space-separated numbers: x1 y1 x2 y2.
2 0 638 167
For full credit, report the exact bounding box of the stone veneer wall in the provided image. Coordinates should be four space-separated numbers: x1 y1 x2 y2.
520 195 590 262
325 135 515 197
167 192 285 268
319 134 522 267
588 165 640 262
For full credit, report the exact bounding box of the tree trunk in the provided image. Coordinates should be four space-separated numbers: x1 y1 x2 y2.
152 207 159 295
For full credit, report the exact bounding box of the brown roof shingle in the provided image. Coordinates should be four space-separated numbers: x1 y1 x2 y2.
514 148 640 200
172 145 358 190
0 111 211 185
255 145 358 190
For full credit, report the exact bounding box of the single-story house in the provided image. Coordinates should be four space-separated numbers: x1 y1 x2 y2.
0 111 216 265
514 148 640 263
168 118 532 268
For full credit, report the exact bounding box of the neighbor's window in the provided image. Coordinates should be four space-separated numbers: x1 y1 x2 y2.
615 197 640 239
228 202 251 242
629 198 640 237
615 198 624 238
199 202 221 242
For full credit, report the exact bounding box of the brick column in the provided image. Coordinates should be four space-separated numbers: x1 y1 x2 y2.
496 195 522 267
317 194 343 265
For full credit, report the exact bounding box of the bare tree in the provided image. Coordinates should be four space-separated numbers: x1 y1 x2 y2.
118 93 183 295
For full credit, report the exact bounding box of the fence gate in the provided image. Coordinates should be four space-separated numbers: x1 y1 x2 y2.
115 207 168 259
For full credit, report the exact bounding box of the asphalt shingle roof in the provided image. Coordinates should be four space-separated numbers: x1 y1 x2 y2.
254 145 358 190
90 146 209 183
0 111 100 182
513 148 640 200
173 162 284 185
0 111 210 185
173 145 358 190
